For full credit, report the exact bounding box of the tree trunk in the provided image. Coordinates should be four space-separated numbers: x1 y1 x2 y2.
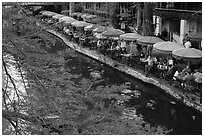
142 2 154 36
136 3 142 33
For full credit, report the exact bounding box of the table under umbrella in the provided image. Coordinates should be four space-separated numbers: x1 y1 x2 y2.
137 36 164 46
119 33 143 41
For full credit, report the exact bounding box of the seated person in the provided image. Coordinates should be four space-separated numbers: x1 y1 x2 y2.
97 40 102 48
68 31 73 36
168 57 174 67
162 59 168 66
173 69 182 80
140 52 146 59
165 65 174 80
121 47 128 54
120 40 126 49
193 70 202 83
153 57 158 63
182 71 194 82
65 28 70 35
157 59 168 70
181 66 190 75
73 33 79 38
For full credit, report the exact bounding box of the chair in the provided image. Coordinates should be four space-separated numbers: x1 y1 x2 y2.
164 66 177 85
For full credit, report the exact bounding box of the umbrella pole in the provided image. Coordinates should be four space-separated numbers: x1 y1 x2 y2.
187 61 190 70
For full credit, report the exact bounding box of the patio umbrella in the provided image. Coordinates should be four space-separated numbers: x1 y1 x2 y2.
59 16 76 22
71 21 92 28
92 26 107 33
119 33 143 41
71 12 81 17
85 15 97 19
172 48 202 62
102 28 125 37
84 24 98 31
81 14 91 19
85 17 106 24
137 36 164 46
39 10 45 14
153 41 184 54
63 19 77 26
52 14 65 20
42 11 57 17
61 10 70 16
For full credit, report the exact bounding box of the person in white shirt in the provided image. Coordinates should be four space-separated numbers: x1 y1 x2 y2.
173 69 182 80
193 70 202 83
184 38 192 48
168 54 174 66
120 40 126 48
144 55 154 77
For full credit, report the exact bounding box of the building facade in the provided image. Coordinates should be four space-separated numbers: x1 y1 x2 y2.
154 2 202 48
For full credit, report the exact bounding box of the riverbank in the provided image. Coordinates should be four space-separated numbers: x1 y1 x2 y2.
38 24 201 112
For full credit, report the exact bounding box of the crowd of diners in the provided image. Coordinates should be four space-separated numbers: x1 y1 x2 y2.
38 11 202 102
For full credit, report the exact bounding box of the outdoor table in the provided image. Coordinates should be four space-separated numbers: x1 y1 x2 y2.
68 33 73 41
74 36 79 43
139 58 147 70
121 54 132 65
155 65 168 78
106 48 120 58
173 75 185 86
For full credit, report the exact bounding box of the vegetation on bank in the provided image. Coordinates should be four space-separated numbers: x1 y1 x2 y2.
2 6 170 135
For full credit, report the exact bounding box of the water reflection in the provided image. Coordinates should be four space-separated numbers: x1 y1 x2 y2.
2 53 29 134
2 53 27 101
65 50 202 135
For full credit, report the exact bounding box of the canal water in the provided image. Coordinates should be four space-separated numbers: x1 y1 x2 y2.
64 48 202 135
